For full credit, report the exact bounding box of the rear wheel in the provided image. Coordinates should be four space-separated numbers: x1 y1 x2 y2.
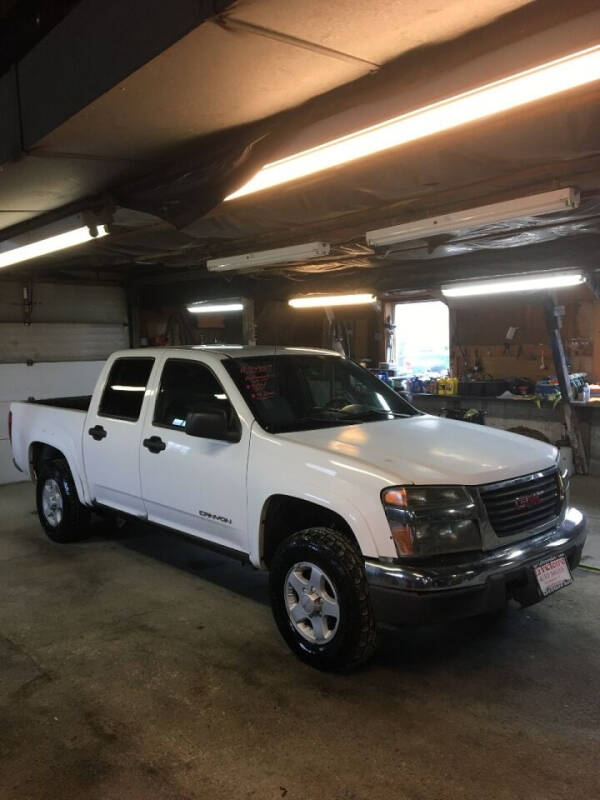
36 459 91 543
270 528 376 671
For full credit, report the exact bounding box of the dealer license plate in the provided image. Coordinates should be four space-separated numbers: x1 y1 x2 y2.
534 555 572 597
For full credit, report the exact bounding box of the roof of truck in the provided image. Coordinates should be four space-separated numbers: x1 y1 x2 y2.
115 345 343 359
186 345 342 358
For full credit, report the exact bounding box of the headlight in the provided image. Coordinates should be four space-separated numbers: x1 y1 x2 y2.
381 485 481 558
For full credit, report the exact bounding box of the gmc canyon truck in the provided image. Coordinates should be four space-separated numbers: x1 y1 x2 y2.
10 346 586 670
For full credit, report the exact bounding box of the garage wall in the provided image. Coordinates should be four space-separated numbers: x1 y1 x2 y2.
451 286 599 382
0 282 129 362
138 297 381 364
0 360 106 484
0 280 129 484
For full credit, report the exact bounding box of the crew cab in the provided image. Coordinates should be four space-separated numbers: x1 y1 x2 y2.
9 346 586 670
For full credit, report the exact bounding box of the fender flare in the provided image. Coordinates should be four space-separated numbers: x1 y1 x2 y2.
255 490 379 567
28 439 90 506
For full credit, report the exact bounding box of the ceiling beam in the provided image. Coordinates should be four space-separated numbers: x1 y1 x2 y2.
215 15 380 71
1 0 235 162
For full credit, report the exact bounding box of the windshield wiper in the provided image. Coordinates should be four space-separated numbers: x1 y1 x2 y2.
300 412 361 425
307 407 410 422
352 408 411 419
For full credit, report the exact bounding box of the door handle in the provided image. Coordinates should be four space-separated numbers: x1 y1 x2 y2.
143 435 166 454
88 424 107 441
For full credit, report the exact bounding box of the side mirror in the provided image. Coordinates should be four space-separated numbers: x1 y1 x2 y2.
185 409 241 443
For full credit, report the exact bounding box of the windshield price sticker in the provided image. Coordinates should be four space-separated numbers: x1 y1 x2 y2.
533 555 572 597
240 363 276 400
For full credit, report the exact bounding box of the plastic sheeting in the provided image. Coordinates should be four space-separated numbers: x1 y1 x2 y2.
90 3 600 279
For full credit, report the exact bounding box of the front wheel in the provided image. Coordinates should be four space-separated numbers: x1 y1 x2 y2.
36 459 91 543
269 528 377 671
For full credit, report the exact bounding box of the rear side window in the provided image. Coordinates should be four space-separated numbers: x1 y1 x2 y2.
154 359 232 429
99 358 154 421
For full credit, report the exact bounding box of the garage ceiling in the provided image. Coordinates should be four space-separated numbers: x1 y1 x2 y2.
1 0 600 293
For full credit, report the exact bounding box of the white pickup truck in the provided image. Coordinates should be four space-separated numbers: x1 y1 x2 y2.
10 346 586 670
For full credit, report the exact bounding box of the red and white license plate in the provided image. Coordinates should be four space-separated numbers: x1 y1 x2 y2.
534 554 573 597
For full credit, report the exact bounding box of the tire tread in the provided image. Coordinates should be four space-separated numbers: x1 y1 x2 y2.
270 527 377 671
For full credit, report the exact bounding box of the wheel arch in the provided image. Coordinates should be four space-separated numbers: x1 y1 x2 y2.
259 493 369 568
28 441 88 505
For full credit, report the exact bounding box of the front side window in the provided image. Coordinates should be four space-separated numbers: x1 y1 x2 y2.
99 358 154 420
154 359 232 430
224 355 419 433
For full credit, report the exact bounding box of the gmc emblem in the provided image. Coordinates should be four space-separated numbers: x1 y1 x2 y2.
514 492 544 510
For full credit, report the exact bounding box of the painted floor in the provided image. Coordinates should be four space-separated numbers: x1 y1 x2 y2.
0 479 598 800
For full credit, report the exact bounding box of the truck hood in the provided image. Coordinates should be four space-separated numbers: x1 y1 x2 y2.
278 415 558 486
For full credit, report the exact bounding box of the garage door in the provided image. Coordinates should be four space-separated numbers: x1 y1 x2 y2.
0 282 129 362
0 281 129 484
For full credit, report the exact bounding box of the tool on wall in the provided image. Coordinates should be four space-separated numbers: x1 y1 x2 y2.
324 308 348 356
384 313 395 363
22 279 34 326
503 325 519 357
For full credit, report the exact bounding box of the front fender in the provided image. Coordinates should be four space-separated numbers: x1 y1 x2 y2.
253 489 380 568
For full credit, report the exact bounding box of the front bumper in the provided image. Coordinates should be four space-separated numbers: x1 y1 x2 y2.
365 506 586 626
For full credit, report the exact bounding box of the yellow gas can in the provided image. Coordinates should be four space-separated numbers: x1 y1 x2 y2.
437 377 458 395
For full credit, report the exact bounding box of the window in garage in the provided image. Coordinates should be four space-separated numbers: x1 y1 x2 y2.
394 301 449 377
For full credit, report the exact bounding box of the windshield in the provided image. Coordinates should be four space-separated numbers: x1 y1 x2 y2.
224 354 419 433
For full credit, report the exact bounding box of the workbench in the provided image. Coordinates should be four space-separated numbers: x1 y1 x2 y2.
409 393 600 475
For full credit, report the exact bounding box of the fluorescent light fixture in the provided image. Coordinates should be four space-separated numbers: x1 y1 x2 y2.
187 301 244 313
111 385 146 392
289 293 377 308
0 224 108 269
366 188 579 247
207 242 330 272
441 271 585 298
226 45 600 200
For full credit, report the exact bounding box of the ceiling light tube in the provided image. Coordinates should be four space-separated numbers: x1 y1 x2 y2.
226 44 600 200
0 223 108 269
206 242 330 272
289 293 377 308
441 271 585 298
187 301 244 313
366 188 579 247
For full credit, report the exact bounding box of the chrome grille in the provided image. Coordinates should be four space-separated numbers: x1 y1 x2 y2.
479 468 562 537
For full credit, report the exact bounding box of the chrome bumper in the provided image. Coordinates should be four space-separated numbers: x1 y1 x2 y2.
365 506 586 594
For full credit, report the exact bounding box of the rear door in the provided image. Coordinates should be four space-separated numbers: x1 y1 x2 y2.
83 356 156 516
139 356 250 552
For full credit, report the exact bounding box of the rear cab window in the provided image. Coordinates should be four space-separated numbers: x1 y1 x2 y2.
98 358 155 421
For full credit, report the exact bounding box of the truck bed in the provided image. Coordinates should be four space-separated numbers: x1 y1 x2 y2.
10 399 90 494
30 396 92 411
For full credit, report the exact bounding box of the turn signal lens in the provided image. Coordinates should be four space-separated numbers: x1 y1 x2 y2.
382 487 414 555
382 487 408 507
390 523 415 556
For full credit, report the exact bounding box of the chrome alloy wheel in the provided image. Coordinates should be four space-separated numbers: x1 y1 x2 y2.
41 478 63 528
284 561 340 644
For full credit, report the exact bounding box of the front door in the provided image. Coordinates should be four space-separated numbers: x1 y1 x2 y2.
83 356 155 516
139 357 250 552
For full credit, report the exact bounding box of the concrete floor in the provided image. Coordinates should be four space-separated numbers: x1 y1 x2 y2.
1 480 599 800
